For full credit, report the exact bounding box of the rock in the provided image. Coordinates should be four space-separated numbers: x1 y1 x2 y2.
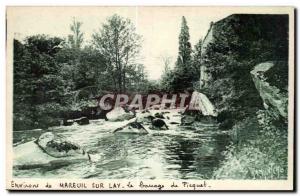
107 107 135 122
188 91 217 117
170 122 180 125
113 121 148 134
183 108 201 116
149 116 169 130
63 105 109 123
63 119 74 126
154 112 165 119
181 91 217 125
181 115 196 125
81 106 109 120
74 117 89 125
251 61 288 119
36 132 86 158
13 132 90 169
63 117 89 126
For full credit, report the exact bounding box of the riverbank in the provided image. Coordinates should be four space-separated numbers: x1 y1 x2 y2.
213 110 288 179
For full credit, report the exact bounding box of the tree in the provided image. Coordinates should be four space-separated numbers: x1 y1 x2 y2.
68 18 84 49
76 46 108 90
92 14 142 93
126 63 149 93
159 55 174 92
56 19 109 91
172 16 194 92
192 39 202 78
176 16 192 71
65 18 84 89
22 35 65 103
13 35 65 130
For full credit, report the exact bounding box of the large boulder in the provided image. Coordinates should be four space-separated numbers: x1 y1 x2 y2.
188 91 218 117
182 91 217 124
107 107 135 122
13 132 90 169
251 61 288 119
36 132 86 157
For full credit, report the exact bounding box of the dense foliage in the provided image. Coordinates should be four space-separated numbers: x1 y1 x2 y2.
13 36 66 130
13 15 148 131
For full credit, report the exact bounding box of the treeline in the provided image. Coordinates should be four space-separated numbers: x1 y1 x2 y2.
13 15 149 131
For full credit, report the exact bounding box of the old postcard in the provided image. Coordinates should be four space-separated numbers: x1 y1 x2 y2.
6 6 295 191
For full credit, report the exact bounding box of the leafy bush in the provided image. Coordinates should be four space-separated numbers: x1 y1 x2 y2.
69 99 97 111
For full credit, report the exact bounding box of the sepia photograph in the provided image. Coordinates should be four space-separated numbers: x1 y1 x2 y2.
6 6 294 191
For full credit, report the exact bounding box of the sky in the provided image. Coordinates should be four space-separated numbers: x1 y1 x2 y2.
8 7 231 80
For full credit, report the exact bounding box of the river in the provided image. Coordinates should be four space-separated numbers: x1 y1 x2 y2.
13 111 230 180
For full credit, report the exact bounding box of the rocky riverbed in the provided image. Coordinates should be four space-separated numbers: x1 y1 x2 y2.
13 109 230 179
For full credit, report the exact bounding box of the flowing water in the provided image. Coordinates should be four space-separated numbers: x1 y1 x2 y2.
13 111 230 180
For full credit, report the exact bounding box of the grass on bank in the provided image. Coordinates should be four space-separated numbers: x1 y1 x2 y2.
213 109 288 180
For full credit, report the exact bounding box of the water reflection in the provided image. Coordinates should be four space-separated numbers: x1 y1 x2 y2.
163 131 230 179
